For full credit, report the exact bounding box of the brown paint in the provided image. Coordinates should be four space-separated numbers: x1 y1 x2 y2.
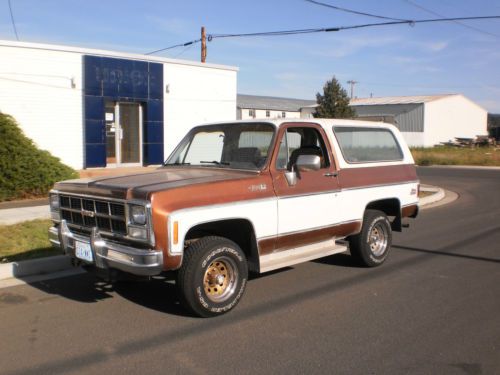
339 164 418 190
269 122 341 197
402 204 418 218
258 221 361 256
149 170 276 270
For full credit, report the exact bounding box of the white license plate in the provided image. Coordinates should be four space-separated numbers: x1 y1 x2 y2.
75 241 93 262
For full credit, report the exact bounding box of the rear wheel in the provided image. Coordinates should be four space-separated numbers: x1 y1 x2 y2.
349 209 392 267
176 236 248 317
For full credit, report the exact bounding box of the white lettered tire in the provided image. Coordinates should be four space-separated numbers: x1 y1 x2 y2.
176 236 248 317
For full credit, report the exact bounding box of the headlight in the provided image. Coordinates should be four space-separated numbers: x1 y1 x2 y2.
49 194 60 210
130 205 147 225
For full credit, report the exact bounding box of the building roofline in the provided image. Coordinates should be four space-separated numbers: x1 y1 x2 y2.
350 94 459 106
0 39 239 72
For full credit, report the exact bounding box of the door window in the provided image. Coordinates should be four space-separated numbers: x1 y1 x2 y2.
276 127 330 170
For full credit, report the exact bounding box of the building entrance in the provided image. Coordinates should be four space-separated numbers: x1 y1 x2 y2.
105 102 143 166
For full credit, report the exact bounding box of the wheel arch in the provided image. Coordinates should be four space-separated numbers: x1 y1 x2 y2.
365 198 402 232
184 218 260 272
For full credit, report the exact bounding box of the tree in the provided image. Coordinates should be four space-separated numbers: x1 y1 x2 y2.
314 76 356 118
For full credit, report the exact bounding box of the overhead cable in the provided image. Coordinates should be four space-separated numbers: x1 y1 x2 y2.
304 0 411 22
146 16 500 55
8 0 19 41
403 0 500 39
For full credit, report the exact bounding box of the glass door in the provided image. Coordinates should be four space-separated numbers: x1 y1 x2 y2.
105 102 143 166
118 102 142 164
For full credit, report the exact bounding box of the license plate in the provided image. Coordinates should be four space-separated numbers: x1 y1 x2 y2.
75 241 93 262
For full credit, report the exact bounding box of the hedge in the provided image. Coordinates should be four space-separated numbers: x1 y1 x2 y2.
0 113 79 201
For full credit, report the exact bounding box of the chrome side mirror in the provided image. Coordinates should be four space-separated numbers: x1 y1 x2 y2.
296 154 321 172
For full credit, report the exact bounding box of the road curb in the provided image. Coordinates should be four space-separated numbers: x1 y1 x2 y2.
419 185 445 207
0 255 73 280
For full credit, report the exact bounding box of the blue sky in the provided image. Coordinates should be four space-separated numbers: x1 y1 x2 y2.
1 0 500 112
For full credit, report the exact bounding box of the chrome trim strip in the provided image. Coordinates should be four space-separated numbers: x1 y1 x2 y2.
277 189 341 200
340 180 420 192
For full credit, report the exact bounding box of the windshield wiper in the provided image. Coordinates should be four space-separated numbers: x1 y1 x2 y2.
200 160 230 166
165 162 191 166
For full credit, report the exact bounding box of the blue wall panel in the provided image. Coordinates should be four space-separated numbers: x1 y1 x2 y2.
83 55 164 168
85 144 106 168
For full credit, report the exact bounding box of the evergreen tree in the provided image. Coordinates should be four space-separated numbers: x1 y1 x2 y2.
314 76 356 118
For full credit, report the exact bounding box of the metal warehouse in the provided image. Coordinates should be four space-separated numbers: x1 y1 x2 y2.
0 40 237 169
350 94 487 147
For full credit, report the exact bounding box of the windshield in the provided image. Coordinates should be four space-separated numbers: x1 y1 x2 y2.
165 123 276 170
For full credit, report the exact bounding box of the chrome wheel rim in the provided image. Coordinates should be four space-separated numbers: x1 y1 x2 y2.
203 256 238 303
369 222 388 256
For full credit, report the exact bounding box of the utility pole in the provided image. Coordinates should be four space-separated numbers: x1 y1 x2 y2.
201 26 207 63
347 80 358 99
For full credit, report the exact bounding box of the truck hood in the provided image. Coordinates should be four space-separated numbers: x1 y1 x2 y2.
53 167 260 200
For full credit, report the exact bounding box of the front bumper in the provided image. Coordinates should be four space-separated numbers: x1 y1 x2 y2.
49 220 163 276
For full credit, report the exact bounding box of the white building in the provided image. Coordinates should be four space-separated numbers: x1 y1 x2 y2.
237 94 317 120
350 94 488 147
0 40 237 169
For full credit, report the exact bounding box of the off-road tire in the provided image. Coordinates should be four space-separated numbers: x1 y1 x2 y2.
176 236 248 317
349 209 392 267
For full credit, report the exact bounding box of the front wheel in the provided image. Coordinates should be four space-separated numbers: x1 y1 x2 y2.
176 236 248 317
349 209 392 267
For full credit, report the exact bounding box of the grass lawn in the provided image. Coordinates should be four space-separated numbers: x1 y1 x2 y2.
411 146 500 166
0 219 60 263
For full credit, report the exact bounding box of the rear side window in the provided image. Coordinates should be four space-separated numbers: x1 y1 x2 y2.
333 127 403 163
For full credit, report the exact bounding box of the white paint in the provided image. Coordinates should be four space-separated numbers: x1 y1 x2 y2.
163 63 237 158
168 198 278 255
423 95 487 147
0 45 84 169
277 193 340 235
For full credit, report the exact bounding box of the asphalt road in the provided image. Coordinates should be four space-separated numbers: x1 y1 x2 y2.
1 167 499 375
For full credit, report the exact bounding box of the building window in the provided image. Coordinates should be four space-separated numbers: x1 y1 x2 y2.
266 110 270 117
249 109 255 118
282 112 286 118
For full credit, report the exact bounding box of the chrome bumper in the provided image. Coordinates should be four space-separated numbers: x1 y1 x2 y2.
49 220 163 276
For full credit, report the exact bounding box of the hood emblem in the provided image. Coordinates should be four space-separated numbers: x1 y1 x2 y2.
248 184 267 192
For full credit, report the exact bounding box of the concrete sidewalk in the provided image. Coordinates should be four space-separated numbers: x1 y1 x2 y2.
0 184 452 288
0 205 50 225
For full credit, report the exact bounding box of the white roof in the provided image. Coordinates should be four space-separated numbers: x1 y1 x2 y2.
350 94 458 106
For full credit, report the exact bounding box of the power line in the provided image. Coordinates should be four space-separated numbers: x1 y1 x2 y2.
304 0 410 22
8 0 19 41
146 16 500 54
210 16 500 38
403 0 500 39
145 39 201 55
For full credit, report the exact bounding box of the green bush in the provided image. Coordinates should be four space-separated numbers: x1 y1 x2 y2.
0 113 79 201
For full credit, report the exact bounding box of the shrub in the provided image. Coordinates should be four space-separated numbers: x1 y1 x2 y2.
0 113 78 201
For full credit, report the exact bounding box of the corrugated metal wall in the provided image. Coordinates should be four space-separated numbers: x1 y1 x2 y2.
351 103 424 132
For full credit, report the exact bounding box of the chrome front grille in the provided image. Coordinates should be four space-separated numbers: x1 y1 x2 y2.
59 194 127 235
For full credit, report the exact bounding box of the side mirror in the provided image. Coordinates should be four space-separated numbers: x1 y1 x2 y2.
284 155 321 186
296 154 321 172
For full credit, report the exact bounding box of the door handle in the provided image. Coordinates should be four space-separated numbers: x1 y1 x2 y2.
324 172 338 177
